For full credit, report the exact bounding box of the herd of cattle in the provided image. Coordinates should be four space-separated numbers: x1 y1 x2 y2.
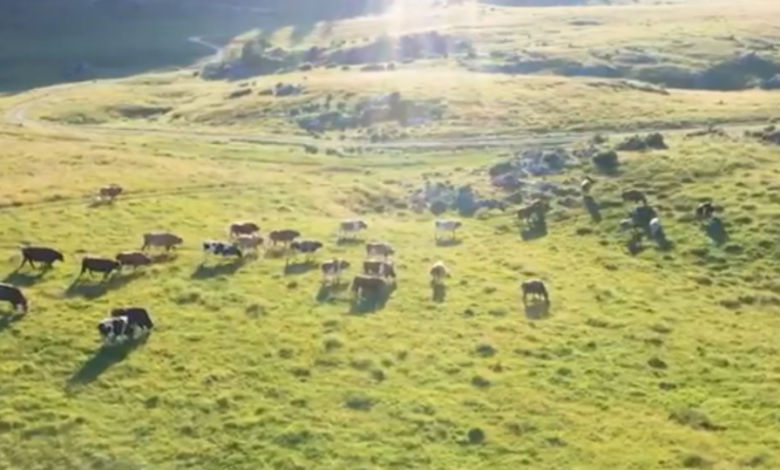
0 179 721 347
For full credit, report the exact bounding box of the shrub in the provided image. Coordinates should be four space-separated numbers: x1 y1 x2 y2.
592 150 619 172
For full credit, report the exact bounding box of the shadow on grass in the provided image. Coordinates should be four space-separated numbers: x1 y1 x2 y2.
284 260 318 276
66 337 147 390
0 313 26 333
336 237 364 247
316 280 349 303
64 271 144 299
2 266 53 287
521 219 548 241
626 233 646 256
524 300 550 320
435 238 462 247
264 248 287 259
705 217 729 246
583 196 602 223
349 283 397 315
431 281 447 303
191 258 246 279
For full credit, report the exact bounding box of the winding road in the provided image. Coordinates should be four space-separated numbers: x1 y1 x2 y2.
1 18 769 150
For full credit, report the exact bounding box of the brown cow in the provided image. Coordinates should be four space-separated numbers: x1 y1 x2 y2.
99 184 123 201
79 256 120 280
233 233 263 252
521 279 549 304
363 260 396 279
269 229 300 246
229 221 260 238
141 232 183 251
116 251 153 270
20 246 64 269
622 189 647 205
351 275 387 300
429 260 450 282
366 241 395 259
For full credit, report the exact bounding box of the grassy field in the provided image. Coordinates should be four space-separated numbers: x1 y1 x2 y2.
2 116 780 470
3 1 780 469
28 0 780 139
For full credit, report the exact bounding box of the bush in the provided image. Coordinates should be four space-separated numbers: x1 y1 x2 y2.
592 150 619 172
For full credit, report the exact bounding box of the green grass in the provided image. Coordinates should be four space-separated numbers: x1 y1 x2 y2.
28 0 780 139
2 119 780 469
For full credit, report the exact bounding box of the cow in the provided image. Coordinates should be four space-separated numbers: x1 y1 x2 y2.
521 279 549 304
363 260 396 279
229 221 260 238
0 283 28 314
203 241 243 259
339 219 368 239
233 233 264 252
434 219 462 240
351 275 387 300
115 251 153 270
516 199 547 224
622 189 647 205
98 184 123 201
696 202 715 220
321 258 350 283
429 260 450 282
290 240 324 259
366 241 395 259
581 176 595 195
98 307 154 346
141 232 183 252
269 229 300 246
79 256 121 280
20 246 64 269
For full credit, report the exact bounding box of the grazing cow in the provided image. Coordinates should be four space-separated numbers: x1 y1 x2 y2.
98 307 154 346
429 260 450 282
233 233 264 252
202 241 243 259
290 240 324 258
696 202 715 220
141 232 183 251
366 241 395 259
115 251 152 269
435 219 462 240
20 246 64 269
516 199 547 224
269 229 301 246
521 279 549 304
351 274 387 300
581 176 595 195
0 283 28 314
339 219 368 239
321 259 350 282
363 260 396 279
79 256 121 279
229 221 260 238
621 189 647 205
99 184 123 201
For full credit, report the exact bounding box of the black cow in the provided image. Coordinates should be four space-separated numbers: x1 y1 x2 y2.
290 240 323 258
20 246 64 269
351 275 387 300
0 283 28 314
363 260 396 279
79 256 120 279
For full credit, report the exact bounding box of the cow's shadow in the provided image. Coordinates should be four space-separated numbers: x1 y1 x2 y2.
64 271 144 299
66 337 147 391
349 283 396 315
431 281 447 303
316 280 349 303
521 219 548 241
336 237 363 246
2 266 53 287
704 217 729 246
284 260 318 276
0 312 25 333
583 196 602 223
191 258 246 279
524 300 550 320
435 238 462 247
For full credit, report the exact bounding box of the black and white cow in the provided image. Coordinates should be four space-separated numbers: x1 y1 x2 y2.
98 307 154 346
202 240 243 259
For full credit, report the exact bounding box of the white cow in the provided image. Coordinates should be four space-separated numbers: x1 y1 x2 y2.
435 219 462 240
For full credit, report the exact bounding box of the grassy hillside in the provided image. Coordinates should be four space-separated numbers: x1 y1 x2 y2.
28 0 780 140
2 116 780 470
